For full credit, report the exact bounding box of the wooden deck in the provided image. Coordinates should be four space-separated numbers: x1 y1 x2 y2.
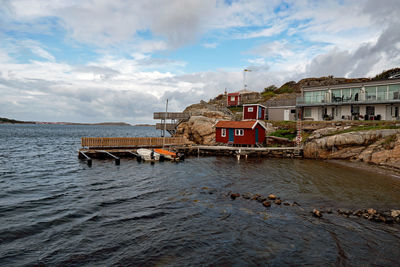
81 136 188 149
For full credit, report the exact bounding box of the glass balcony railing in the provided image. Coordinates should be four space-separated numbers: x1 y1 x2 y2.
297 92 400 105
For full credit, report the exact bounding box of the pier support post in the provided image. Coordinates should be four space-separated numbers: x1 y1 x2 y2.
99 150 120 165
79 151 92 167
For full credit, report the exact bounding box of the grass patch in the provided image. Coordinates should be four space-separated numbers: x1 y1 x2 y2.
269 129 297 140
228 106 243 113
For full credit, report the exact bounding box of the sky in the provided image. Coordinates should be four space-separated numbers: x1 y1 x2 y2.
1 0 400 124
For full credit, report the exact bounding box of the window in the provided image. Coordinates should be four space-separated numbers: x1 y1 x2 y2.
304 108 312 118
230 96 235 101
235 129 244 136
221 128 226 137
248 107 253 112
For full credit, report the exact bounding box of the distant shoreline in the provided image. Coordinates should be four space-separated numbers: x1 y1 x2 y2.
0 118 132 126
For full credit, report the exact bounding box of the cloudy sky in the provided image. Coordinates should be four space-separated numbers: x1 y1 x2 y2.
1 0 399 123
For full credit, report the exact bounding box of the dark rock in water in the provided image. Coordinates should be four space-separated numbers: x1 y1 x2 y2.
268 194 277 200
242 193 251 199
385 217 394 224
251 194 261 200
313 209 322 218
256 196 268 203
262 201 271 208
353 210 363 217
337 209 352 216
274 199 282 205
325 208 333 214
292 201 300 206
230 193 240 200
283 202 291 206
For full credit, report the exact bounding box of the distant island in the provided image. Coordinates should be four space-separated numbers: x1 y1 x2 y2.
0 117 131 126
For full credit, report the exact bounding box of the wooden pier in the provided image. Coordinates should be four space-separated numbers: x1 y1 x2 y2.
78 137 189 165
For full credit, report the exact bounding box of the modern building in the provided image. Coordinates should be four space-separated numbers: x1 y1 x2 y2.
215 120 266 145
265 96 298 121
296 79 400 121
243 104 266 120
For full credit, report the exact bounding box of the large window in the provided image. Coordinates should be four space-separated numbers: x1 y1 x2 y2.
377 86 387 100
331 89 342 102
304 108 312 118
235 129 244 136
230 96 235 101
365 86 376 100
221 128 226 137
351 87 361 101
342 89 351 102
304 92 313 103
389 84 400 100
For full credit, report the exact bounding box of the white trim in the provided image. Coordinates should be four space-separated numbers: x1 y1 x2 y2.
243 104 267 109
251 120 268 130
235 129 244 136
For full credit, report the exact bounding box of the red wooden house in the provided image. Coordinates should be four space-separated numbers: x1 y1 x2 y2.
215 120 266 145
243 104 266 120
227 92 241 106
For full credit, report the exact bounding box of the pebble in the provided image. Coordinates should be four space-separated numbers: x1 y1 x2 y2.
262 201 271 208
230 193 240 200
313 209 322 218
274 199 282 205
268 194 277 200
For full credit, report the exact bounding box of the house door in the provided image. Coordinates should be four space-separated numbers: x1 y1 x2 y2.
258 106 262 119
284 109 290 121
255 128 259 144
228 129 234 143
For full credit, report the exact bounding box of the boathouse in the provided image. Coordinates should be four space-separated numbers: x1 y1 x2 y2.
215 120 266 145
227 92 241 106
243 104 266 120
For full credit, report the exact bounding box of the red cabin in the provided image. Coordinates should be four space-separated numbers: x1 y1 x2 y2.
227 92 241 106
215 120 266 145
243 104 266 120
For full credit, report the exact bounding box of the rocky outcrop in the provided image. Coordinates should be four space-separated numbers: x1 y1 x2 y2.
176 102 234 145
304 129 400 169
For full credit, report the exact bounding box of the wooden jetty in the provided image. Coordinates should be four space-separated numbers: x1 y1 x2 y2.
154 112 189 136
78 137 189 165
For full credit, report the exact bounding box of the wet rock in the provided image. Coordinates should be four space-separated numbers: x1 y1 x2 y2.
385 217 394 224
337 209 352 216
251 194 261 200
353 209 363 217
283 202 291 206
325 208 333 214
274 199 282 205
242 193 251 199
291 202 300 207
262 201 271 208
391 210 400 218
256 196 268 203
268 194 277 200
367 208 377 215
313 209 322 218
230 193 240 200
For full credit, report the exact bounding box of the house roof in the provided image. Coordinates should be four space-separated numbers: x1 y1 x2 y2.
243 103 267 109
215 120 267 130
227 92 240 96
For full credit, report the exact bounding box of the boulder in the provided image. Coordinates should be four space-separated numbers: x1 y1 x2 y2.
268 194 277 200
391 210 400 218
262 201 271 207
230 193 240 200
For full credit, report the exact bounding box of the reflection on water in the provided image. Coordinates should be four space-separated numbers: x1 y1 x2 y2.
0 124 399 266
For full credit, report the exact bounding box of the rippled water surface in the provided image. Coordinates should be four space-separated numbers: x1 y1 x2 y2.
1 124 400 266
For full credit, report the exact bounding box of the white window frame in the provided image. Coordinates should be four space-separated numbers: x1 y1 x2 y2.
221 128 226 137
304 108 312 118
235 129 244 136
248 107 253 112
230 96 235 101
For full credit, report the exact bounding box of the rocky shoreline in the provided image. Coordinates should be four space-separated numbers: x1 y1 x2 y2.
175 101 400 171
222 190 400 225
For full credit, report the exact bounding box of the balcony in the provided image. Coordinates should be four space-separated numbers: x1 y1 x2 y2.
297 92 400 106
